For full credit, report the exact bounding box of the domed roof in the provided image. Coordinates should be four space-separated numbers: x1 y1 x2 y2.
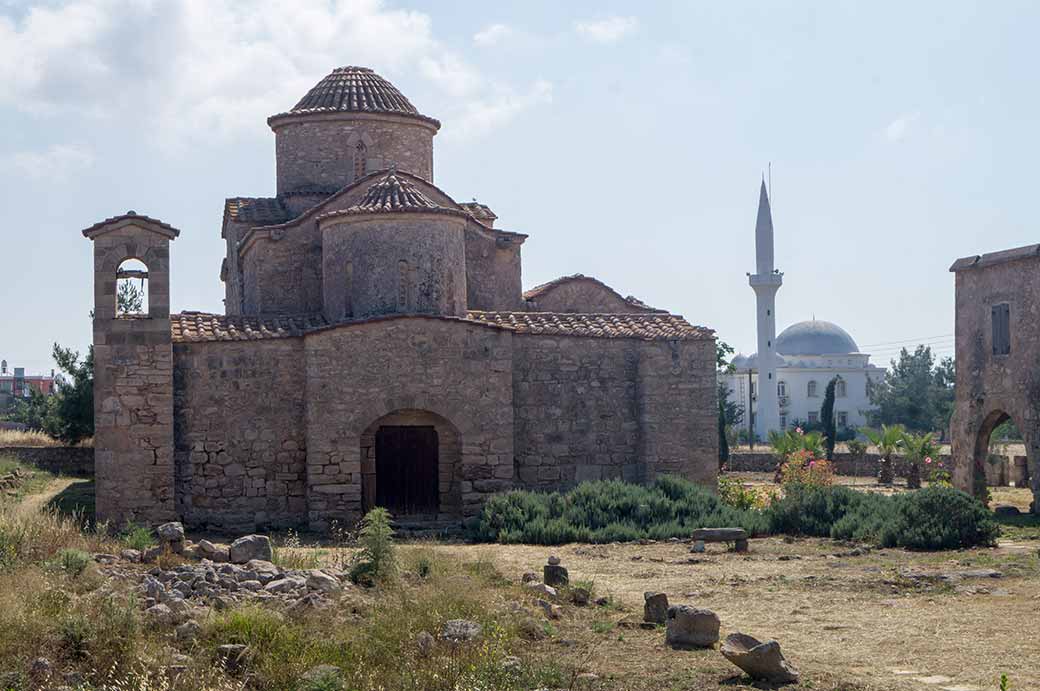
776 320 859 356
281 66 439 127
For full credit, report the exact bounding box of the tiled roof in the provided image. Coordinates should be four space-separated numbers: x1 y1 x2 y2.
270 66 440 128
171 312 328 343
81 211 180 238
466 311 713 341
523 274 665 313
171 311 712 343
317 170 467 221
224 197 289 225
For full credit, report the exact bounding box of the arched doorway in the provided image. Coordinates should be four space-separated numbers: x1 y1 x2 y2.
972 409 1013 497
360 410 460 518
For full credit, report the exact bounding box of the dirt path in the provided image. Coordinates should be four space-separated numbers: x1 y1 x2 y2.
17 477 78 516
418 538 1039 691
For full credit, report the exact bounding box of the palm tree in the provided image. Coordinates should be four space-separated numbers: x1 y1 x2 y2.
901 431 939 490
862 424 905 486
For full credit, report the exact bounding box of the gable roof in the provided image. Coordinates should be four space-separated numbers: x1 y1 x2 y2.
81 211 180 240
224 197 289 225
522 274 664 313
170 311 711 343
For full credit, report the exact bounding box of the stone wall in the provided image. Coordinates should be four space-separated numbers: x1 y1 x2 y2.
273 114 436 197
173 339 308 532
0 446 94 476
304 317 514 529
526 278 655 314
90 222 177 526
320 213 467 320
240 226 323 317
464 224 524 311
950 248 1040 512
512 335 717 491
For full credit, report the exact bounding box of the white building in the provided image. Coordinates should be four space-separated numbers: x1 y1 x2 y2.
724 181 884 440
726 321 885 438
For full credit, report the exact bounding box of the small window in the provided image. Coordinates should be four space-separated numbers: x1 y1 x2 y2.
807 380 818 397
777 381 787 397
779 414 787 429
397 260 409 310
835 379 847 398
116 258 148 317
353 140 367 180
808 411 819 424
837 411 848 428
992 303 1010 355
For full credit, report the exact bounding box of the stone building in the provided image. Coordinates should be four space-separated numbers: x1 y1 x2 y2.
950 244 1039 513
82 66 718 531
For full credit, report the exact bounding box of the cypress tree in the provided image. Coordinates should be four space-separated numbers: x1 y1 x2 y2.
821 377 838 460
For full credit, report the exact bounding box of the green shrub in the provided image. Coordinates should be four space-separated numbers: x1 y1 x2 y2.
349 507 397 585
119 522 156 551
57 548 91 577
471 477 767 545
890 485 999 550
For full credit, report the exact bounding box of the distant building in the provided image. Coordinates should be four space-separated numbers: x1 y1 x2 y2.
722 182 883 440
0 359 56 408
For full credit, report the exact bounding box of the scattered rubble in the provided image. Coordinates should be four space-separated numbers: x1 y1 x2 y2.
643 591 669 624
720 632 800 684
543 555 569 587
665 605 720 649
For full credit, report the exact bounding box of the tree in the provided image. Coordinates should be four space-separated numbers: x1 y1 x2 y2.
117 280 144 314
44 344 94 444
820 377 838 460
900 430 939 490
868 346 955 435
863 424 905 486
716 340 744 467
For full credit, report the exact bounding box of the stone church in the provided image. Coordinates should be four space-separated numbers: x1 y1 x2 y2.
82 66 718 532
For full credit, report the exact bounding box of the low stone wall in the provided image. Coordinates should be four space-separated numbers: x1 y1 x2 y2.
0 446 95 477
726 451 1017 486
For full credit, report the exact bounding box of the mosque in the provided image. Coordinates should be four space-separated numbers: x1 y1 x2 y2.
722 183 884 440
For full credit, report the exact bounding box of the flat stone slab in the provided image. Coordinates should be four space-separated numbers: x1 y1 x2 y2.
914 675 953 684
691 527 748 542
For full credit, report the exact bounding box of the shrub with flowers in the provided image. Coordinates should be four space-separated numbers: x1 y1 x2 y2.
924 456 952 486
779 449 835 487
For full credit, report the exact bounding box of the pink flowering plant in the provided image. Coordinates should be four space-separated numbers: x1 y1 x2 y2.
900 431 940 490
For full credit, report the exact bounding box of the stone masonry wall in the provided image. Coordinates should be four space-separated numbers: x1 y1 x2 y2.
527 279 655 314
951 252 1040 512
173 339 307 532
464 224 524 311
513 336 641 488
91 223 176 527
274 115 435 197
241 226 323 316
304 317 513 529
0 446 94 476
637 339 718 486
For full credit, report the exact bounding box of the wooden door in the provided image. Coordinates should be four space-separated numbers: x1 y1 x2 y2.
375 426 439 515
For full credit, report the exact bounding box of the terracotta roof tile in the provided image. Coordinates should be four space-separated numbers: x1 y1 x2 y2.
81 211 180 238
466 311 713 341
171 311 712 343
269 66 440 128
224 197 289 225
317 170 467 221
171 312 327 343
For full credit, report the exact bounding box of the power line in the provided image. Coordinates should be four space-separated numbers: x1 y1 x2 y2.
858 334 954 348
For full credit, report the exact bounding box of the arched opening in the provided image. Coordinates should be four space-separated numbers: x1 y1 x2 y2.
360 409 460 518
973 409 1018 498
116 258 149 317
353 140 367 181
807 380 818 398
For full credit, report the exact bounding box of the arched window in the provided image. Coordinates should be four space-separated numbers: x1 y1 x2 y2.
397 260 409 310
835 379 847 398
807 380 818 398
354 140 367 181
116 258 149 317
777 380 787 397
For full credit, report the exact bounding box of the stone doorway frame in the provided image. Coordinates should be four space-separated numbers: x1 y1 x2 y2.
360 409 461 519
954 403 1038 513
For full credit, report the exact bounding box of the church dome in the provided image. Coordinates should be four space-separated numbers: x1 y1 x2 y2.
285 66 439 126
775 320 859 356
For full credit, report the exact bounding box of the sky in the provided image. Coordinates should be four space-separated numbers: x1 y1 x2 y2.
1 0 1037 376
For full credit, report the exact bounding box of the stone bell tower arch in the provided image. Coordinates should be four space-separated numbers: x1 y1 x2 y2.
83 211 180 526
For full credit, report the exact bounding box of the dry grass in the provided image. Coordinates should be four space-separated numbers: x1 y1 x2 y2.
0 429 93 447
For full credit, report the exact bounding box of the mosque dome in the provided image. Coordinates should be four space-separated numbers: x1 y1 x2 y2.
775 320 859 356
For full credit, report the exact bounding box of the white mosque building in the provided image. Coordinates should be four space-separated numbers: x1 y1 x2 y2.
723 182 884 440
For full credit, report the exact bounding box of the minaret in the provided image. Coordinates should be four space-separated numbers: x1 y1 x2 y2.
748 180 783 439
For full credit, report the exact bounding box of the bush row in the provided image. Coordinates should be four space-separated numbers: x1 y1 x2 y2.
470 477 999 551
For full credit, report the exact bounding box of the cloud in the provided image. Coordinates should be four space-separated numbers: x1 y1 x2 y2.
574 15 638 44
0 0 549 147
1 144 94 180
448 79 553 139
884 112 920 142
473 23 511 47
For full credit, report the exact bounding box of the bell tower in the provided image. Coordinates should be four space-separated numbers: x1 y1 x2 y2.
83 211 179 526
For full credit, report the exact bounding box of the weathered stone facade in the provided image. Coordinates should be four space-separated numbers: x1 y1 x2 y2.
84 66 719 530
950 245 1040 513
